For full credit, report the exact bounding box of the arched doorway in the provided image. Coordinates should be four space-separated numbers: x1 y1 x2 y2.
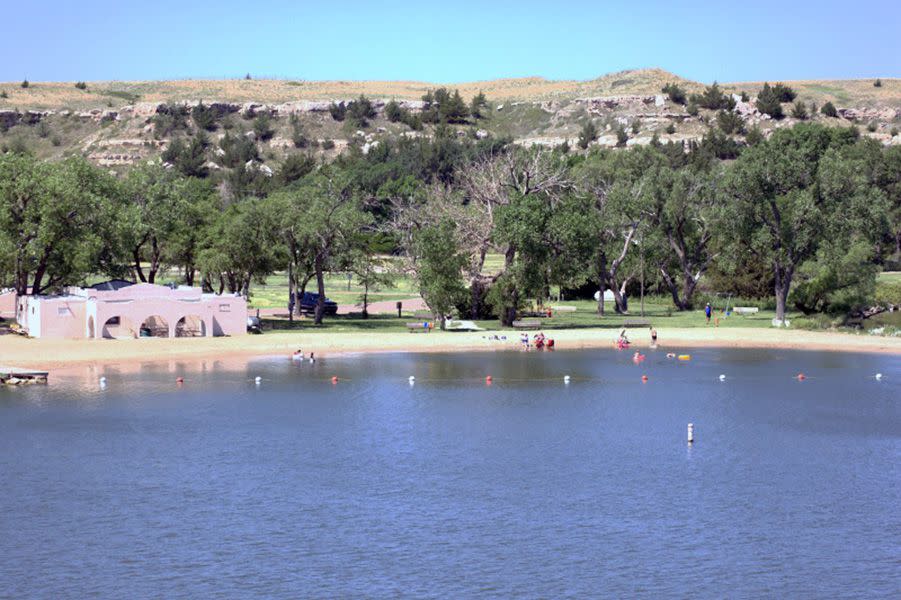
87 316 95 339
139 315 169 338
101 316 133 339
175 315 206 337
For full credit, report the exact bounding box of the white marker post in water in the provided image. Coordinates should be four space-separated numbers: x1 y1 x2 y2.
687 423 694 444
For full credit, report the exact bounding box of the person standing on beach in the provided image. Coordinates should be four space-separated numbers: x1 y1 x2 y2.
705 303 712 325
650 327 657 347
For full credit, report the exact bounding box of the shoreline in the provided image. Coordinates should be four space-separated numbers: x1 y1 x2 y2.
2 326 899 371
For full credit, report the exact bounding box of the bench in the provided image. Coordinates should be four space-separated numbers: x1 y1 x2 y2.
621 318 651 328
733 306 759 315
512 320 541 329
550 305 577 312
406 321 433 333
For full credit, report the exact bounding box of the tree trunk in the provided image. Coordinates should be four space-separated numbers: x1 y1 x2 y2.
362 282 369 319
185 264 195 287
314 255 326 325
500 245 518 326
287 261 296 323
148 237 160 284
133 247 146 283
774 263 793 323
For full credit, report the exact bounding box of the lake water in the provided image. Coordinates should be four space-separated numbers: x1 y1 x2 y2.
1 348 899 598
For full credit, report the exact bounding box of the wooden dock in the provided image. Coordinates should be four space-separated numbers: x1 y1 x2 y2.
0 366 49 385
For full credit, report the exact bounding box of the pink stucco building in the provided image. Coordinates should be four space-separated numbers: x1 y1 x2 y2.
15 281 247 339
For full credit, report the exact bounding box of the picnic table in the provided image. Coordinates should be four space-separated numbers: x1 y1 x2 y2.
512 320 541 329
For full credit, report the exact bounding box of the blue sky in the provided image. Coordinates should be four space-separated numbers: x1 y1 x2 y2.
3 0 898 83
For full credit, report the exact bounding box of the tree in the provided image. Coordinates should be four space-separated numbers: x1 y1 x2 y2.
756 83 784 119
661 82 687 105
577 121 598 149
821 101 838 118
0 154 123 301
414 222 467 329
690 82 735 110
346 95 376 128
328 101 346 121
197 199 279 298
349 242 395 318
384 100 404 123
615 125 628 148
192 101 217 131
470 90 488 118
716 110 745 134
874 78 882 88
722 124 875 322
771 83 797 102
253 112 274 141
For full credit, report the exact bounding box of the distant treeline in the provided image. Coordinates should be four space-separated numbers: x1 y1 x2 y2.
1 121 899 327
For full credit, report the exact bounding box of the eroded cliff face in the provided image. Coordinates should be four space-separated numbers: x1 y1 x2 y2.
2 92 899 170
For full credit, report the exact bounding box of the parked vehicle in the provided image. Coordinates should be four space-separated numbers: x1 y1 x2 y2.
295 292 338 316
246 315 262 334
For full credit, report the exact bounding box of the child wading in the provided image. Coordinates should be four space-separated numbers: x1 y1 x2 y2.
705 303 712 325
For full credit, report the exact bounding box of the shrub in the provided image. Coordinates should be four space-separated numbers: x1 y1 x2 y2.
875 280 901 307
50 135 62 147
631 119 641 134
577 121 598 149
218 132 259 167
192 101 217 131
665 122 676 134
470 91 488 118
755 82 784 119
891 127 899 137
245 73 252 80
615 125 628 147
21 79 29 88
689 82 735 110
36 121 51 138
384 100 404 122
328 101 346 122
0 91 7 99
421 88 470 124
745 126 764 146
874 78 882 87
867 121 878 132
740 91 749 102
809 101 817 115
821 101 838 117
661 82 686 105
791 101 808 120
74 81 87 90
321 139 335 150
346 95 376 127
278 153 316 184
771 83 796 102
686 102 699 116
716 109 744 134
291 123 308 148
558 139 570 154
253 112 274 141
151 104 190 138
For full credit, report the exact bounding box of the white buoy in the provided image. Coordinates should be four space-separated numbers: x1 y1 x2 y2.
254 376 262 385
99 376 107 388
687 423 694 444
719 374 726 382
408 376 415 385
875 373 882 381
564 375 571 384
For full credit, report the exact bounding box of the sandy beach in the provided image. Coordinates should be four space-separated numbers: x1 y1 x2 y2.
2 326 899 371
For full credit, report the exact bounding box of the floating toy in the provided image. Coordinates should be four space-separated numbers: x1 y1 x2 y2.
677 354 691 361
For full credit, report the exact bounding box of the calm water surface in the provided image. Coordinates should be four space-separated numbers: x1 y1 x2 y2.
1 347 899 598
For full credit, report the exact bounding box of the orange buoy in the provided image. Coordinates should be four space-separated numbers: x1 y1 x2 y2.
796 373 806 381
641 375 649 383
331 376 338 384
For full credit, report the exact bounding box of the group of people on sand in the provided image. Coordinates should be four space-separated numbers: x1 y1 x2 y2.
520 332 555 351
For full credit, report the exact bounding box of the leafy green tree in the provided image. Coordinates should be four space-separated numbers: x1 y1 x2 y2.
0 154 123 299
722 124 881 322
821 101 838 117
328 101 346 121
771 83 797 102
577 121 598 149
384 100 404 122
414 222 467 329
349 242 395 318
346 95 376 128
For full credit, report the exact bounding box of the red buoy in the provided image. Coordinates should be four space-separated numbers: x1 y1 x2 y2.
641 375 649 383
331 376 338 384
485 375 493 385
176 377 184 385
796 373 806 381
